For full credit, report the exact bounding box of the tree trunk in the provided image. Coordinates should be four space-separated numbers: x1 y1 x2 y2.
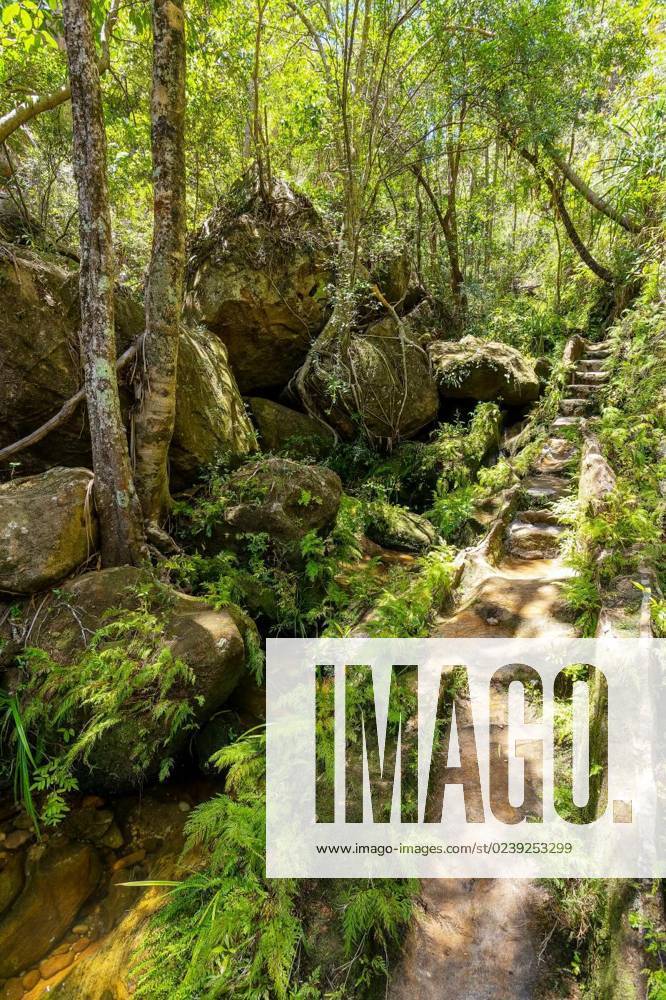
546 176 615 284
546 144 641 234
62 0 145 567
410 164 466 321
133 0 187 527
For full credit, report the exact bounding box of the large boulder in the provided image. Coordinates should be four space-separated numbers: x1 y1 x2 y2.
29 567 247 792
170 329 257 488
0 467 98 595
298 315 439 442
247 397 335 456
208 457 342 561
429 336 539 405
0 248 255 482
184 174 334 394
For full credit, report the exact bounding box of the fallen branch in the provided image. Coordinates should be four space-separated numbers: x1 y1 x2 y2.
0 337 142 464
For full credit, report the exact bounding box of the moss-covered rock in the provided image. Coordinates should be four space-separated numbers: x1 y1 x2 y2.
184 174 333 394
364 502 438 552
247 397 335 456
29 567 246 793
170 328 257 488
0 248 255 484
298 315 439 442
210 457 342 562
0 468 98 594
429 336 539 405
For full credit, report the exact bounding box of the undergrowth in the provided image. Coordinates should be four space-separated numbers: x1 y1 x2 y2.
133 729 417 999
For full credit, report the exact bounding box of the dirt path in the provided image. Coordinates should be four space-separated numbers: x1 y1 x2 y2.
389 341 611 1000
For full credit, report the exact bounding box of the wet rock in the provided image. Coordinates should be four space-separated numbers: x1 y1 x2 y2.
3 830 31 851
247 397 335 456
22 970 40 990
100 824 124 850
211 457 342 561
0 468 97 595
29 567 246 793
0 248 254 484
0 852 24 917
429 336 539 405
298 315 439 441
39 950 74 978
365 503 438 553
0 840 101 979
2 978 23 1000
185 174 333 394
63 808 114 845
111 850 146 873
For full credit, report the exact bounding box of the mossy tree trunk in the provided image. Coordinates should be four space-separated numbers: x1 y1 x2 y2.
134 0 187 527
62 0 145 567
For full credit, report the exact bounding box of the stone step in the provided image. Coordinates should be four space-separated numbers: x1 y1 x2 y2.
573 370 609 384
523 472 572 501
567 383 596 396
534 438 578 473
584 348 611 360
506 519 565 559
577 358 607 371
519 508 562 526
560 398 590 417
552 415 585 428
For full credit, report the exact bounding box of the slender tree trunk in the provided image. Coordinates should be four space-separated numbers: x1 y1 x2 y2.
516 144 615 285
411 165 466 322
546 144 641 233
546 176 614 284
62 0 145 567
133 0 187 527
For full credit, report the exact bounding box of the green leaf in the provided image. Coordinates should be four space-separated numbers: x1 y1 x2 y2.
2 2 20 24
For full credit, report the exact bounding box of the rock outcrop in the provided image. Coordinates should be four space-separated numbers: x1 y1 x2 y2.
0 248 255 483
185 174 333 394
0 468 98 594
29 567 246 792
429 336 539 405
298 315 439 442
247 397 335 456
208 457 342 562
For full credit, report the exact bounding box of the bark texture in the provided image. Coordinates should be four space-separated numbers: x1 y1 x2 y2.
62 0 144 566
133 0 187 525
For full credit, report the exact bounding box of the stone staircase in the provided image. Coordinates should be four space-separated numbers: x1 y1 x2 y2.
389 338 613 1000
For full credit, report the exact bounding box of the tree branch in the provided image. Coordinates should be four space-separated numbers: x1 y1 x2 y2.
0 0 120 147
0 336 141 465
546 143 642 234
